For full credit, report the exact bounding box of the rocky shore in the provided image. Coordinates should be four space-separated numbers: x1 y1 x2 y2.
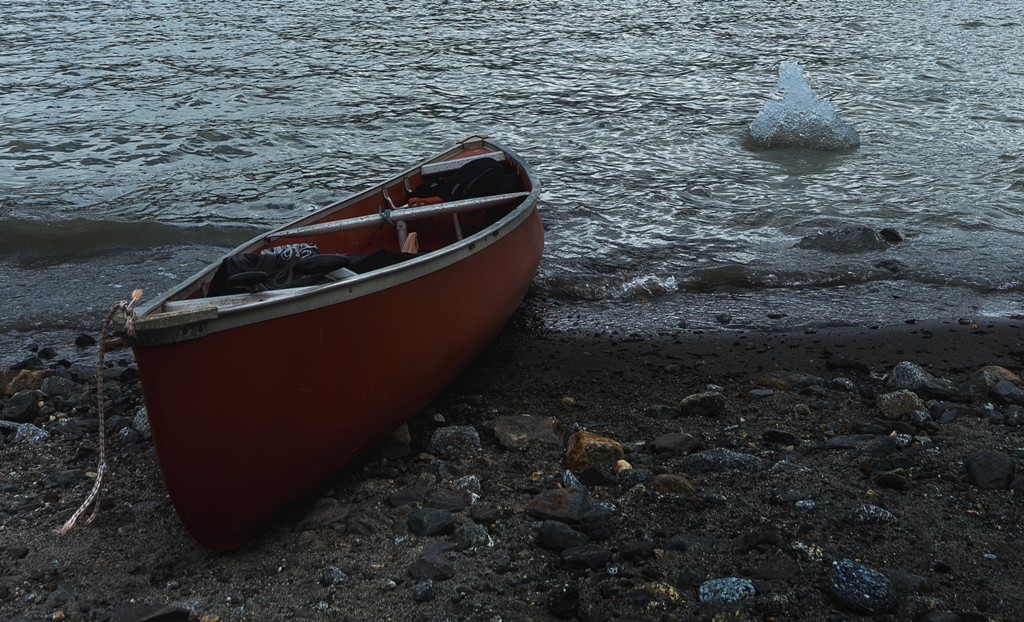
2 316 1023 622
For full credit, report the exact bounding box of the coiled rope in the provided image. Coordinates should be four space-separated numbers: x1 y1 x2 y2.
56 289 142 535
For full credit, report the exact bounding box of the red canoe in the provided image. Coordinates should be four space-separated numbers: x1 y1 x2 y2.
119 138 543 550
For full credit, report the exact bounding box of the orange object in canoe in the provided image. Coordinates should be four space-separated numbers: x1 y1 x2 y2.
119 138 543 550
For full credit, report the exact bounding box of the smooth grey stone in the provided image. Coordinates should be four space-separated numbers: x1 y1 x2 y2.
407 508 455 536
408 555 455 581
991 380 1024 406
965 449 1015 490
559 544 609 570
40 376 88 400
536 520 590 550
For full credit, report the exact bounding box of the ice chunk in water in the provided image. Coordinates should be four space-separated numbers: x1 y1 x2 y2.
749 62 859 150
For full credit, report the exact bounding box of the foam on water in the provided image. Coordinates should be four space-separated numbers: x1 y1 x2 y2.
749 62 860 150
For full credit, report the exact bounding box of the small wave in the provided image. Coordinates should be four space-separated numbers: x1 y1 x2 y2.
749 62 860 150
0 218 260 263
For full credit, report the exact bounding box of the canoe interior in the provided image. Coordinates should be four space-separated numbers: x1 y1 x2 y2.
159 142 528 308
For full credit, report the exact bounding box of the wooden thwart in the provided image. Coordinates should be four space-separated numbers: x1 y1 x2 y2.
268 192 530 240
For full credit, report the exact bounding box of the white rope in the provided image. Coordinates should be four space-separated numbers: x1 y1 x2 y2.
56 289 142 535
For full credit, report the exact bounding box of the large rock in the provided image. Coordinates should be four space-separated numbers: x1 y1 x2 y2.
991 380 1024 406
961 366 1021 401
492 415 559 450
885 362 933 391
964 450 1015 490
2 369 56 395
565 431 623 471
40 376 89 400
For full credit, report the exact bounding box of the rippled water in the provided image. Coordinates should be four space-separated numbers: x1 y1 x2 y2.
2 0 1024 352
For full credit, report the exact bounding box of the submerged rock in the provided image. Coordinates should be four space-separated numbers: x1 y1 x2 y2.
796 227 888 253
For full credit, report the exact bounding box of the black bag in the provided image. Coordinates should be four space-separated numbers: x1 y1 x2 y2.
413 157 524 202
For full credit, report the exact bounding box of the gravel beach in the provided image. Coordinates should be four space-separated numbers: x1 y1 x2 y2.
2 313 1023 622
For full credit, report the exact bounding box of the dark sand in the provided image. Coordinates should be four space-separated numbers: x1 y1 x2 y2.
2 315 1023 621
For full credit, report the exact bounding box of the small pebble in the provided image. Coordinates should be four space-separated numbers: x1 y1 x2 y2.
698 578 755 603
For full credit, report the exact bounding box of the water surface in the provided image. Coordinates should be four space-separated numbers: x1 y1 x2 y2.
2 0 1023 360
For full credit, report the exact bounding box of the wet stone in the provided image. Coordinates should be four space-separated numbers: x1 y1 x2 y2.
411 579 436 602
408 555 455 581
964 449 1015 490
454 523 491 549
991 380 1024 406
877 390 924 420
104 415 128 434
616 468 653 490
526 487 590 524
2 390 38 423
619 541 657 562
559 544 610 570
40 376 88 400
826 355 870 374
886 361 934 391
469 505 501 523
680 448 764 475
844 504 896 525
537 520 590 550
678 391 726 417
43 470 84 488
752 555 799 581
408 508 456 536
319 566 348 587
426 426 481 458
388 485 429 508
755 372 824 391
762 429 797 445
917 377 966 402
650 432 700 455
547 582 580 619
652 473 695 495
425 491 467 513
644 404 680 420
296 498 351 531
565 431 624 471
830 559 897 614
492 415 559 450
698 578 756 603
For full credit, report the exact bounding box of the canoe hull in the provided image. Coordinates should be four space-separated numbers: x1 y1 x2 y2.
130 143 543 550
